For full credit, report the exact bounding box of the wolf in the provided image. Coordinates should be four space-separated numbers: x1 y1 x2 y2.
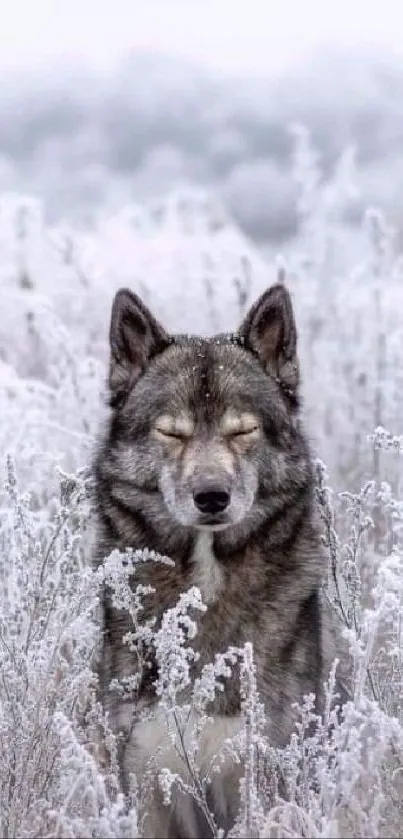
93 282 347 837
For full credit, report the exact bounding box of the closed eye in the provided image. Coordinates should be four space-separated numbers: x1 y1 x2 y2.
220 411 260 438
154 415 194 440
231 426 259 437
229 426 259 438
155 428 188 440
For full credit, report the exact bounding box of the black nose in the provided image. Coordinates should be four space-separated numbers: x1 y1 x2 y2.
193 489 230 515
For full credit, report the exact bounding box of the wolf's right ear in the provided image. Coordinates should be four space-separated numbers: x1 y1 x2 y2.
108 288 170 406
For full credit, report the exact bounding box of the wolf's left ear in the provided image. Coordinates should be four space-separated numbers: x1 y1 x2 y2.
239 284 299 396
108 288 170 406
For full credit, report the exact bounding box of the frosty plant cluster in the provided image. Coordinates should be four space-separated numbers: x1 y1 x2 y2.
0 130 403 836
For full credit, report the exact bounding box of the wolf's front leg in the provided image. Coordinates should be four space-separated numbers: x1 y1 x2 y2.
126 710 244 838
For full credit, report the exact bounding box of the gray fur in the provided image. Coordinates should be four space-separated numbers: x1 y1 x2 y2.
93 284 347 837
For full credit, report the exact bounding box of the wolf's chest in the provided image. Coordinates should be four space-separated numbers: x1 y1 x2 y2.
188 531 224 605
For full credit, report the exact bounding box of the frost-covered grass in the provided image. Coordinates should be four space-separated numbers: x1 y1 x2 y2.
0 134 402 837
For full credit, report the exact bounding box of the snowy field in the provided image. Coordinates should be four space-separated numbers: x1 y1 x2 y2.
0 139 402 837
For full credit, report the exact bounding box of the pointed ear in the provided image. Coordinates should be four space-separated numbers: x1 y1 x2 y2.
239 284 299 398
108 288 170 406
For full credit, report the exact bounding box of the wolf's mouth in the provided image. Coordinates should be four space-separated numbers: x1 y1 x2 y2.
195 514 231 531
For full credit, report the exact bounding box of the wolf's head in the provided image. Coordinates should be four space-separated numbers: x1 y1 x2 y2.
102 284 311 541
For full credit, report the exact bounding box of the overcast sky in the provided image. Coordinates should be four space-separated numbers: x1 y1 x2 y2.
1 0 403 76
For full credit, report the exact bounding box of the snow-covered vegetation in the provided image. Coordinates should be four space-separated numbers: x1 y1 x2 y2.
0 133 402 837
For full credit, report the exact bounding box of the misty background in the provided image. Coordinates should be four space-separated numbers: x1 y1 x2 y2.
2 45 403 246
